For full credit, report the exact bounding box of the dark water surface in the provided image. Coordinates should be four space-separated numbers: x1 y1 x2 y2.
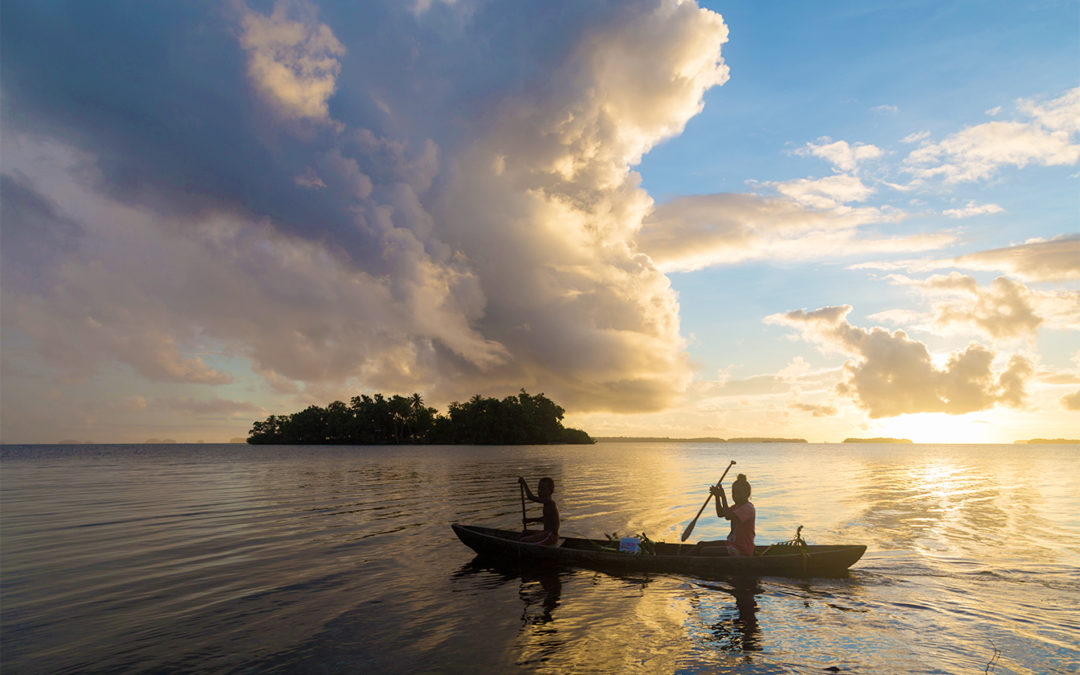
2 443 1077 673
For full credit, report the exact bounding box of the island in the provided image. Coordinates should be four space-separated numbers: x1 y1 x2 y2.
842 437 913 444
247 389 593 445
727 437 808 443
1016 438 1080 444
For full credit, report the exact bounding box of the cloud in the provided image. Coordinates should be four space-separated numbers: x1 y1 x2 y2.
1020 87 1080 134
1063 390 1080 411
1 0 734 418
905 87 1080 183
0 173 84 293
155 397 265 417
2 134 507 389
795 138 883 172
901 131 931 144
953 235 1080 282
769 174 874 209
636 192 950 273
793 401 838 417
942 200 1004 218
765 305 1034 417
894 273 1045 340
850 235 1080 284
876 272 1079 340
238 1 346 123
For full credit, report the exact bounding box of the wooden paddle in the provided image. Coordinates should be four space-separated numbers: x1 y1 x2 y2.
680 460 736 542
520 481 528 533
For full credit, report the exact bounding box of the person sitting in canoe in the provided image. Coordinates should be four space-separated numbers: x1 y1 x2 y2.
699 473 756 556
518 476 560 545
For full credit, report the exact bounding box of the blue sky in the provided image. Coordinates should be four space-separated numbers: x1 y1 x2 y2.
2 0 1077 443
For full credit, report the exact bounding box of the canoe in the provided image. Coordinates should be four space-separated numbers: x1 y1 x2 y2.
452 524 866 578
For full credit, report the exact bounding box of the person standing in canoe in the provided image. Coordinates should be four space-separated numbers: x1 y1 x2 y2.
710 473 756 556
518 476 560 545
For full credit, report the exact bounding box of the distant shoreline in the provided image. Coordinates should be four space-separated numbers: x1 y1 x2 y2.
594 437 807 443
842 437 912 444
4 438 1079 446
1015 438 1080 444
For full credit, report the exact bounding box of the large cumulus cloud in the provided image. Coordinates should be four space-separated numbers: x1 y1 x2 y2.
766 306 1034 418
1 0 730 415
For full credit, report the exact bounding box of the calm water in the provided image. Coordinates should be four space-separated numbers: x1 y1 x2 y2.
2 443 1078 673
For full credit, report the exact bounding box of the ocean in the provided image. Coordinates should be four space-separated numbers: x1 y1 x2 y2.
2 442 1077 673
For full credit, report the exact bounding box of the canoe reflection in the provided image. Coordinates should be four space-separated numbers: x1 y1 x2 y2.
693 578 762 652
453 557 564 627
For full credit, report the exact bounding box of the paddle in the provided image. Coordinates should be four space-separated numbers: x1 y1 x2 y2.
520 481 528 533
680 460 736 542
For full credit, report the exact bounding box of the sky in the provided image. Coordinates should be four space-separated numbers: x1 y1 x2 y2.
1 0 1077 444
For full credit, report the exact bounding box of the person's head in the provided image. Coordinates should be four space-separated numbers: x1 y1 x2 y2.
538 477 555 498
732 474 751 504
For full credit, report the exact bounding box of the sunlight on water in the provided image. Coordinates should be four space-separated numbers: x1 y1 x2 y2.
2 443 1078 672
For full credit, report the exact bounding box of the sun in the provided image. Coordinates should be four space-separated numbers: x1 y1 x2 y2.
873 412 1003 444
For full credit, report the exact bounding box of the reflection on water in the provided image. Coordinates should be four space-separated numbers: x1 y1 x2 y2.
849 456 1062 562
693 578 762 653
453 559 567 667
2 443 1078 672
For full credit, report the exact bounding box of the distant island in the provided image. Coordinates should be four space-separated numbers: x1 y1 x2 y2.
247 390 592 445
595 437 807 443
843 437 913 444
1016 438 1080 444
728 437 808 444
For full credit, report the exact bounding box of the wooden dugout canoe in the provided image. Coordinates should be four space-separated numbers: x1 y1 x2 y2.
452 524 866 578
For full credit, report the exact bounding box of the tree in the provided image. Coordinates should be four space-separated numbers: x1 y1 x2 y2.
247 389 593 445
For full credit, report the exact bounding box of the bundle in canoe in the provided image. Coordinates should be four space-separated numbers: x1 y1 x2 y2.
451 524 866 578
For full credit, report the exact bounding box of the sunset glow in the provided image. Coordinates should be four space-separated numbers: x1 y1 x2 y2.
2 1 1077 444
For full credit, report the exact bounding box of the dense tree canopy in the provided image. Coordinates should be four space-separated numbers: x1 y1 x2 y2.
247 390 593 445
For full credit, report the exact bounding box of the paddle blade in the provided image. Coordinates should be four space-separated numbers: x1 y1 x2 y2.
680 520 696 542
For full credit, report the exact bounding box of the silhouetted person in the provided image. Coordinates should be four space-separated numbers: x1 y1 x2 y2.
697 473 756 556
518 476 560 545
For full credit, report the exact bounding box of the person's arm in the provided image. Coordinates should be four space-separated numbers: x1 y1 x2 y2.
518 478 543 524
518 476 541 503
711 484 731 518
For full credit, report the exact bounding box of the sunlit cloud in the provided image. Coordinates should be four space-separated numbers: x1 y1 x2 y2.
901 130 931 144
2 133 506 392
952 235 1080 282
637 192 950 273
794 401 838 417
768 174 874 209
1 0 734 420
942 200 1004 218
794 138 883 172
1064 390 1080 411
850 235 1080 283
238 0 345 124
905 87 1080 183
882 272 1080 340
765 305 1034 417
2 1 1076 444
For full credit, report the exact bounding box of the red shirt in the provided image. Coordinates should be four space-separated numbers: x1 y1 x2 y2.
726 501 756 556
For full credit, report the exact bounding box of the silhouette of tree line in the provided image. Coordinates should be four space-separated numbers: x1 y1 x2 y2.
247 390 593 445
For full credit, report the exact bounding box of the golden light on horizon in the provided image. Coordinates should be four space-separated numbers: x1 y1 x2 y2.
874 412 1002 444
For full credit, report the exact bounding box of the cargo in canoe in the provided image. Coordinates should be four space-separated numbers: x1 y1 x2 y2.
452 524 866 578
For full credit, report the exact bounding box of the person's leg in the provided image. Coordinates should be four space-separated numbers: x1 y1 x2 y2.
695 541 730 556
521 530 552 543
